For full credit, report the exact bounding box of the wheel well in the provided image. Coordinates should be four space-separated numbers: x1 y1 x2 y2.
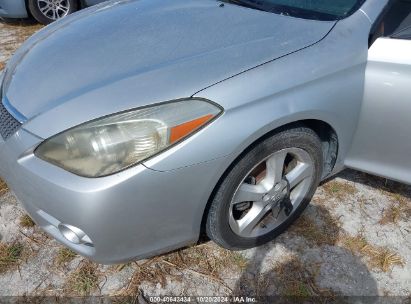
300 119 338 179
199 119 338 238
24 0 32 17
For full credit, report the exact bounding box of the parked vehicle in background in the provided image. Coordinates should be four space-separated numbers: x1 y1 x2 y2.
0 0 410 264
0 0 107 24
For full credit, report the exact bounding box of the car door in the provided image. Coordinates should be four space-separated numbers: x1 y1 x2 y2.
346 0 411 184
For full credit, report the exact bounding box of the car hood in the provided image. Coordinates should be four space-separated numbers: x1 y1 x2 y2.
3 0 334 137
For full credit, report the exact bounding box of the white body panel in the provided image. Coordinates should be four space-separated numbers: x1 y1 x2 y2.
346 38 411 184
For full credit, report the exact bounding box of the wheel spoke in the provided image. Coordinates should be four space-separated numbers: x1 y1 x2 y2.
228 147 314 239
286 162 313 189
232 183 266 204
265 150 287 187
57 7 68 16
232 202 268 236
39 3 50 13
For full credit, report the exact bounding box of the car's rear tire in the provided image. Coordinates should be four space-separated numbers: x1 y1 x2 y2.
28 0 78 24
206 126 323 250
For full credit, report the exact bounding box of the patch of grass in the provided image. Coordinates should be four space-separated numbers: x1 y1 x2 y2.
358 174 411 221
164 244 247 276
19 214 36 228
0 242 24 273
379 193 411 225
228 252 248 270
287 281 312 298
290 217 331 246
379 203 403 225
127 260 169 293
66 261 99 296
371 250 405 273
123 244 243 295
289 207 340 247
341 235 404 272
0 62 4 71
0 179 8 195
273 257 335 297
342 234 368 253
113 262 132 272
322 180 357 201
56 247 77 266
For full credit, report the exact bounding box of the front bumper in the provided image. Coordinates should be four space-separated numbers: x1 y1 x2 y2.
0 0 28 18
0 128 227 264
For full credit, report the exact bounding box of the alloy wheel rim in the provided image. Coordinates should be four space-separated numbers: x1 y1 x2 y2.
229 148 314 238
37 0 70 20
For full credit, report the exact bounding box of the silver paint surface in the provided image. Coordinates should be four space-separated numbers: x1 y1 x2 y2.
2 0 408 264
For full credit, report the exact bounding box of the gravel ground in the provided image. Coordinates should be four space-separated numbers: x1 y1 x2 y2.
0 21 410 300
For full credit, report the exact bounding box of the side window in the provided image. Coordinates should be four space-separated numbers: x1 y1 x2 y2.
383 0 411 38
392 26 411 39
369 0 411 44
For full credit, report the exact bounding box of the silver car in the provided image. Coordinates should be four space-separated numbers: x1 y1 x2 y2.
0 0 107 24
0 0 410 264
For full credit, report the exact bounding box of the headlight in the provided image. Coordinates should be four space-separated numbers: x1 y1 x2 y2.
35 99 222 177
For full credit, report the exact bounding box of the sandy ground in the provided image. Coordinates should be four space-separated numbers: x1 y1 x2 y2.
0 21 410 300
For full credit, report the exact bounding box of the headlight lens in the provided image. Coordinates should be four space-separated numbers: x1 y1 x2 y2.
35 99 222 177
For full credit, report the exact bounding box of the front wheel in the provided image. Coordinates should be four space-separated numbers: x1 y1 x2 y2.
28 0 78 24
206 126 323 249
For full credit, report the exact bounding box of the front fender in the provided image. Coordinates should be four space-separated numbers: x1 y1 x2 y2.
144 9 370 173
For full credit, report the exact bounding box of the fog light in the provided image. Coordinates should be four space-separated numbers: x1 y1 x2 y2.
58 224 93 246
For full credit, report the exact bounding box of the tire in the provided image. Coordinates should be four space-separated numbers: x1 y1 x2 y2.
28 0 78 25
206 126 323 250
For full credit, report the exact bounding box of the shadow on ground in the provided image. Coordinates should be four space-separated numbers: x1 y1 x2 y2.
0 18 38 26
339 169 411 201
231 204 378 300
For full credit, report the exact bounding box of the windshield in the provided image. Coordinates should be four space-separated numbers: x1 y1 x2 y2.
221 0 365 21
